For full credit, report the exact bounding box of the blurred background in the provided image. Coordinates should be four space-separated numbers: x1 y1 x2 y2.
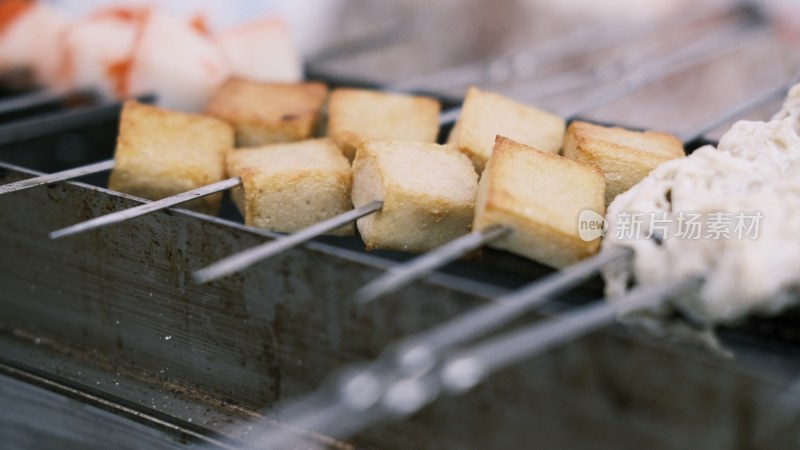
41 0 800 141
301 0 800 141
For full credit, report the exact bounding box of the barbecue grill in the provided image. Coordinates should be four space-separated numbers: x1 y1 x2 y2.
2 4 800 449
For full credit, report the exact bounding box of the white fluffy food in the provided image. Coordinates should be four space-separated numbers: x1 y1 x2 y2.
603 86 800 325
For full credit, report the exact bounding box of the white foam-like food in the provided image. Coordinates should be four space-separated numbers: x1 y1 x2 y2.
603 112 800 325
772 83 800 134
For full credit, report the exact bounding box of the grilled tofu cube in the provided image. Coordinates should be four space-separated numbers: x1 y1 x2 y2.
351 141 478 252
226 138 354 235
108 100 233 214
473 136 605 268
448 86 565 173
327 88 441 160
205 79 328 147
562 120 685 205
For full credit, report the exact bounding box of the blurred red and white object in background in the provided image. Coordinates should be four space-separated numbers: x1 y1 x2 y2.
0 0 320 111
127 10 229 112
49 0 343 56
53 5 235 110
56 8 143 98
0 0 67 85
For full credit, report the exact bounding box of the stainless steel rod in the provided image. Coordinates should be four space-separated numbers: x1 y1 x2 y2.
438 108 460 126
0 89 92 117
0 159 115 196
397 247 633 367
440 277 703 393
0 95 153 145
354 225 511 305
192 200 384 284
49 177 241 240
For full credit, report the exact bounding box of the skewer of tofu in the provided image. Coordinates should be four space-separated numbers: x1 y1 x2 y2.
194 86 599 283
192 77 792 284
48 83 449 240
48 99 237 239
354 79 798 304
194 90 468 283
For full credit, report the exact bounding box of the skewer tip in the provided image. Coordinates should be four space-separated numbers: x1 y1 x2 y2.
352 287 381 306
48 229 70 240
191 268 218 285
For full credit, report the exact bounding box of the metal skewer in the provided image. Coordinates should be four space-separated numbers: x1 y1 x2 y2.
392 247 632 365
354 225 511 305
193 200 384 284
438 276 702 393
438 107 460 126
0 95 153 146
49 177 242 240
0 89 94 119
0 94 153 194
0 158 115 196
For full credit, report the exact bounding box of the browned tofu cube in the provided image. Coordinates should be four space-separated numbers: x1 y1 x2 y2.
562 120 685 205
351 141 478 252
327 88 441 160
473 136 606 268
205 79 328 147
448 86 565 173
108 100 234 214
226 138 354 235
